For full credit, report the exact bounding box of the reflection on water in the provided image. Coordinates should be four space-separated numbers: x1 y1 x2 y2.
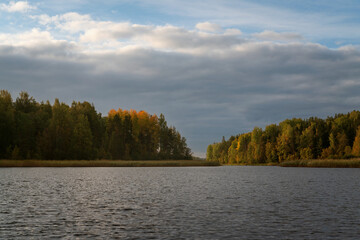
1 166 360 239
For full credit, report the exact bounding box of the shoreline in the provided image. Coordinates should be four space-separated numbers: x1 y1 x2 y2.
222 158 360 168
0 159 220 167
2 159 360 168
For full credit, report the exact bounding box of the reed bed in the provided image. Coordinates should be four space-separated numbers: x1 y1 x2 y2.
280 158 360 168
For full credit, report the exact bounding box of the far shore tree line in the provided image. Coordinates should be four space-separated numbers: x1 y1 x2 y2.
207 111 360 164
0 90 192 160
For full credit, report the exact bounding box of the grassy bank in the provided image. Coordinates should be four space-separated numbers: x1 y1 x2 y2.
0 159 220 167
280 158 360 168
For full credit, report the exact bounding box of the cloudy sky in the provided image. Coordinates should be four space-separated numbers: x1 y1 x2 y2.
1 0 360 157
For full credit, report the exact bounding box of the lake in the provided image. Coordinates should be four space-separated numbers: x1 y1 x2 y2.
1 166 359 239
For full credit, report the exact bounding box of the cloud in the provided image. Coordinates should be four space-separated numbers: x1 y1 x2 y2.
253 30 303 41
0 28 77 59
79 23 244 54
34 12 94 33
142 25 245 54
32 13 245 54
0 28 54 46
0 1 36 12
135 0 360 43
224 28 242 36
196 22 222 32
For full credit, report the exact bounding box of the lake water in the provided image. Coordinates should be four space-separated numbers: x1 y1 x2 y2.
0 166 359 239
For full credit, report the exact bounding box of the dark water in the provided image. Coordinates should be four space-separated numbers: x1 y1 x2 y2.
0 166 359 239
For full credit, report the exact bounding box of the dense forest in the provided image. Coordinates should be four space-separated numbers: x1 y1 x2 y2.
0 90 192 160
207 111 360 164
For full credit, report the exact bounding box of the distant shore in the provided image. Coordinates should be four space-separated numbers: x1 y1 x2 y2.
0 159 220 167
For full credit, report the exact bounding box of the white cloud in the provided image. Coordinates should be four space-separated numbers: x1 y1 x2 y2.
79 23 152 43
253 30 303 41
34 12 93 33
0 28 77 59
196 22 222 32
0 28 53 46
0 28 73 48
32 12 245 54
0 1 36 12
34 14 58 25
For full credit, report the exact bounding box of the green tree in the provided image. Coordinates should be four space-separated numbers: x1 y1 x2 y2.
108 114 124 159
299 125 316 159
50 99 73 159
13 91 39 159
276 124 295 162
0 89 192 161
71 114 93 159
238 133 251 163
0 90 14 158
249 127 265 163
206 144 214 161
265 142 278 163
71 101 103 158
227 140 238 164
159 113 170 158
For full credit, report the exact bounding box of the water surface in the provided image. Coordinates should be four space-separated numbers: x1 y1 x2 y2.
1 166 359 239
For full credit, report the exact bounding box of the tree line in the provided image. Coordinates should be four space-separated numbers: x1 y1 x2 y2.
0 90 192 160
207 111 360 164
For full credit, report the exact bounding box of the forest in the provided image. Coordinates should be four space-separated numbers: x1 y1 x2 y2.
207 111 360 164
0 90 192 160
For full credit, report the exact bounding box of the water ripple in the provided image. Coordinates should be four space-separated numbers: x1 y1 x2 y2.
1 167 360 239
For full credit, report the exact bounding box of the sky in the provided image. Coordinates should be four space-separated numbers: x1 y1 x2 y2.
1 1 360 157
